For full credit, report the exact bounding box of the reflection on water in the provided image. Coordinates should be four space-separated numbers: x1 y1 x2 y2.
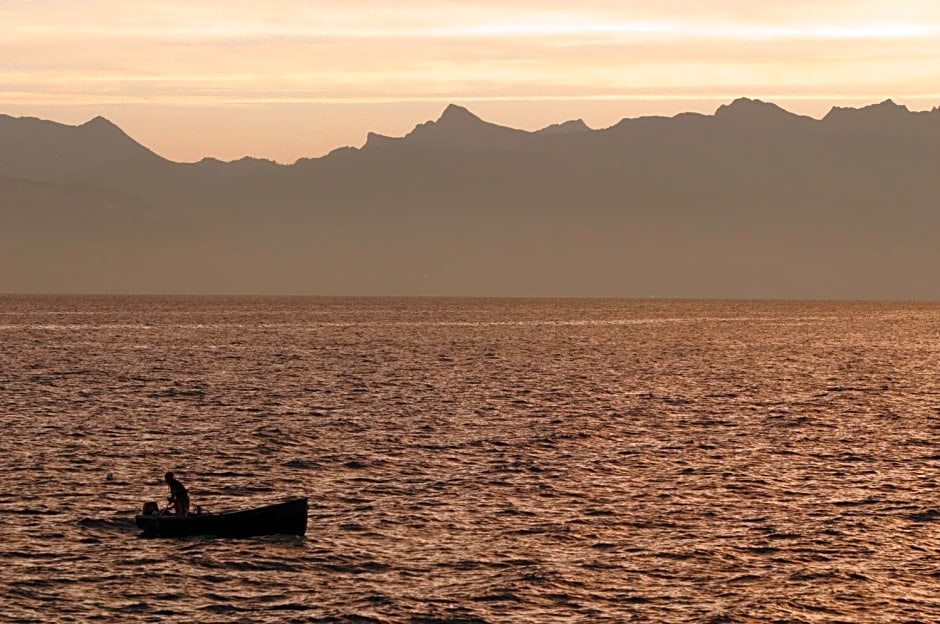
1 296 940 622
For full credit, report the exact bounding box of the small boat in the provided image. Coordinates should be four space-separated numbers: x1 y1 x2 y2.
135 496 308 538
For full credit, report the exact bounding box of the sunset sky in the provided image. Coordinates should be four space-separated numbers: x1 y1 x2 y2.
3 0 939 163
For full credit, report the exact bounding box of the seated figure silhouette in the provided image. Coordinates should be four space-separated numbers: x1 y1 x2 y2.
164 471 190 517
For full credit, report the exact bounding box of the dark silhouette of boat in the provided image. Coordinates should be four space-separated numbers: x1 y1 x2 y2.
135 496 308 538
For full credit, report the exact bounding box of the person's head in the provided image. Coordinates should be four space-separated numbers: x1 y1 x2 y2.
165 471 174 483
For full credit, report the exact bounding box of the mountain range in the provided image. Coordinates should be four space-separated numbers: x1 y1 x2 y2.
2 98 939 298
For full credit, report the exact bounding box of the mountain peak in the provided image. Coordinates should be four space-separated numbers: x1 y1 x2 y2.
79 116 132 139
871 98 908 112
69 116 167 165
401 104 526 147
77 115 140 146
823 99 912 122
438 103 481 124
82 115 118 128
364 131 397 148
714 98 803 123
536 119 591 135
717 97 774 111
405 104 486 140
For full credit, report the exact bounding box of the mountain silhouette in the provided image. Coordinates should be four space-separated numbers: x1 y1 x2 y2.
0 113 167 179
1 99 939 297
824 99 909 122
367 103 531 150
714 97 813 129
535 119 592 135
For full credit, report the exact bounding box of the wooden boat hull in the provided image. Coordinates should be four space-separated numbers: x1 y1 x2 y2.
135 496 308 538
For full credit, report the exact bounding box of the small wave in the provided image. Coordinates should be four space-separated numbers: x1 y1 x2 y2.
227 560 301 572
1 550 67 561
200 603 249 615
508 523 571 537
409 614 488 624
323 560 391 574
329 614 392 624
340 522 366 532
1 508 62 516
284 458 317 469
472 590 522 603
789 569 842 581
728 573 764 583
909 509 940 522
268 602 311 611
590 542 618 550
78 517 138 531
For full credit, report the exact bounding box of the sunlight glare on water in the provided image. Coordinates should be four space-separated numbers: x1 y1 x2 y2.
1 296 939 622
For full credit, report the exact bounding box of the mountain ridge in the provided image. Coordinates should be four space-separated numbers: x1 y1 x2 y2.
5 97 940 165
2 98 939 298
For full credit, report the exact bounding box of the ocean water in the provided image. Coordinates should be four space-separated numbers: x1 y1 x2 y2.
1 295 940 623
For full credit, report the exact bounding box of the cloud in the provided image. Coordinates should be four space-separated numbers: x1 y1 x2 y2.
3 0 939 42
1 0 939 112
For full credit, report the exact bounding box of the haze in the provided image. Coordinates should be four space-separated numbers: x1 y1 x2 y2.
3 0 939 163
3 98 939 298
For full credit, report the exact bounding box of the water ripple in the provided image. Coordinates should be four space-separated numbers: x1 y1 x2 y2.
1 296 939 621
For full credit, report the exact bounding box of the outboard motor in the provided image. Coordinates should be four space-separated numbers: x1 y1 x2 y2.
142 501 159 516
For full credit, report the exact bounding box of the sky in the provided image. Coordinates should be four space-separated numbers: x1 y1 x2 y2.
2 0 939 163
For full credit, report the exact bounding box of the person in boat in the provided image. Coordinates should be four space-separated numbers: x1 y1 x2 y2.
164 471 191 517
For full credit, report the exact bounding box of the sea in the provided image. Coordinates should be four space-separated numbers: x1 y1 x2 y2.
1 295 939 623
